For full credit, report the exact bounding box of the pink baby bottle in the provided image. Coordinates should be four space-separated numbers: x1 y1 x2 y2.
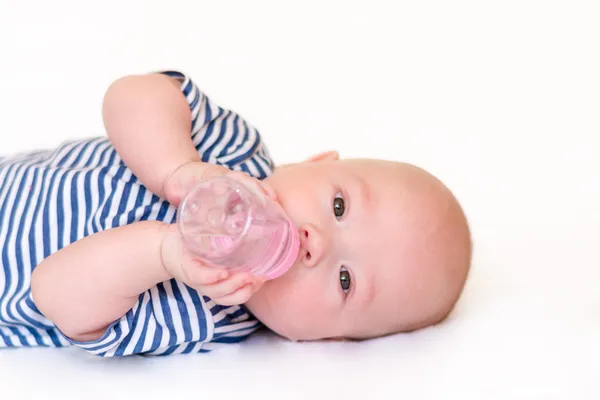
177 176 300 279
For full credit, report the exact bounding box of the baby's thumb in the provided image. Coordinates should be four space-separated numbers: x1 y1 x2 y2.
259 180 278 201
226 170 278 202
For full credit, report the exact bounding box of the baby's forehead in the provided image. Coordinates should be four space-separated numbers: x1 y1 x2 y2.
341 158 399 172
340 160 409 186
339 160 469 337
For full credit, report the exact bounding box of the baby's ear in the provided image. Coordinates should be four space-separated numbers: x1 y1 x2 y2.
305 151 339 163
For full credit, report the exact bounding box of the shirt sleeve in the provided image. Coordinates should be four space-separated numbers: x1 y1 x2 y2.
158 70 275 180
61 279 262 357
158 70 219 139
62 279 215 357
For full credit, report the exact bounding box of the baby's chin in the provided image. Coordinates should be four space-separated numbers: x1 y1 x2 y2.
245 286 295 340
266 324 328 343
246 286 323 342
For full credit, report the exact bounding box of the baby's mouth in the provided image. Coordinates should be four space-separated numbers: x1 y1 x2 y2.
296 236 310 264
297 248 306 263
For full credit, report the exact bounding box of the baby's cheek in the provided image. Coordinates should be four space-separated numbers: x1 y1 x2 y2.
289 286 338 336
263 264 339 339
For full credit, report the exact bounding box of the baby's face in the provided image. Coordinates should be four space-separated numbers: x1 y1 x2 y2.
245 153 470 341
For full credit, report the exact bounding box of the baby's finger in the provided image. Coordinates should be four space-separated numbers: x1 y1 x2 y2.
258 180 278 201
197 271 254 300
227 170 277 201
251 277 266 294
182 260 230 286
211 283 255 306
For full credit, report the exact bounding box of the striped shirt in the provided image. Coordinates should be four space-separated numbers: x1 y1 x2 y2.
0 70 275 356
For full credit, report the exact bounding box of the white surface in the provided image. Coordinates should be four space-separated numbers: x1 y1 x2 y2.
0 1 599 399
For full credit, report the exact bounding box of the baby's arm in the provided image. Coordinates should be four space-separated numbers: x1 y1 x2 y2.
31 74 191 342
31 221 172 342
31 219 259 343
103 71 276 204
102 72 202 201
31 72 269 344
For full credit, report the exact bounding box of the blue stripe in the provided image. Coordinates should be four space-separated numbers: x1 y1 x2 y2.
203 111 231 161
55 142 79 167
41 167 62 259
86 145 112 236
0 165 31 345
114 300 144 356
45 328 64 347
211 334 253 344
187 290 209 342
161 70 185 81
55 172 69 250
180 342 196 354
219 114 241 157
158 344 179 356
214 319 234 329
224 123 260 167
8 166 48 345
150 309 163 352
256 147 274 171
28 167 48 268
213 320 260 336
70 139 94 167
112 171 132 227
69 170 81 243
239 163 252 177
202 91 214 125
154 200 171 222
200 122 217 162
83 167 94 236
250 158 267 179
170 281 192 342
209 301 222 315
228 307 248 320
0 329 14 346
228 138 260 166
6 326 29 346
42 143 67 166
133 295 154 354
156 282 177 346
98 166 126 230
126 186 147 224
185 80 200 111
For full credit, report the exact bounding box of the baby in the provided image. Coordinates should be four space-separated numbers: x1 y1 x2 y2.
0 71 471 356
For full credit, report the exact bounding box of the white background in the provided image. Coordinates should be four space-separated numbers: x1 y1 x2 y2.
0 1 599 399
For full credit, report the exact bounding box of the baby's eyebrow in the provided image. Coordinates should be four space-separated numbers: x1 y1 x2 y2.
352 172 371 212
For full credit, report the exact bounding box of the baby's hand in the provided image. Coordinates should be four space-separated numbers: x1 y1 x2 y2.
160 224 265 306
163 161 277 207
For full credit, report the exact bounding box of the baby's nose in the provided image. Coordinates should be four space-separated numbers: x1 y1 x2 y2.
299 224 329 268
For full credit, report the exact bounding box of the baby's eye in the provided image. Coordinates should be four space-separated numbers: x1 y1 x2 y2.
340 266 351 294
333 192 345 219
